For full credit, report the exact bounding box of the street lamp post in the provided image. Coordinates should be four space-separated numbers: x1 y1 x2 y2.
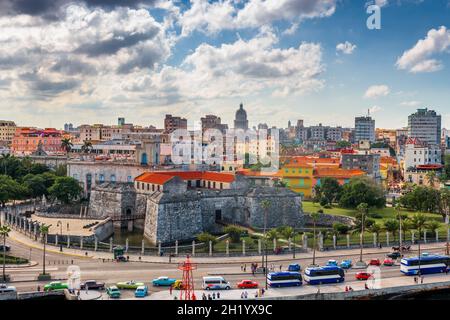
292 230 296 259
264 210 268 290
57 221 63 252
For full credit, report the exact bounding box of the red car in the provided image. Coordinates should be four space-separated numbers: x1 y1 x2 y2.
368 259 381 266
355 272 372 280
237 280 258 289
383 258 394 266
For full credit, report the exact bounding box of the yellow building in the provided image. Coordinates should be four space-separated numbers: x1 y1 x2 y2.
279 161 314 198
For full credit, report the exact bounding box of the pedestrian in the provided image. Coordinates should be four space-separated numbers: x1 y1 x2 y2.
261 288 265 296
345 286 348 292
421 276 424 284
241 292 244 299
212 292 216 299
244 264 246 272
241 264 243 272
254 291 258 298
414 276 417 284
37 285 40 292
169 286 173 295
85 284 89 294
279 265 282 271
244 291 248 299
365 283 369 290
208 294 212 300
217 292 220 299
202 293 207 300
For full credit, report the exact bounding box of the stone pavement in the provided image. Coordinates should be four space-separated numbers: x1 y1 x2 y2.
8 229 450 265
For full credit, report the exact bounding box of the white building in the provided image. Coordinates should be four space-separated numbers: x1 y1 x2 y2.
403 137 442 170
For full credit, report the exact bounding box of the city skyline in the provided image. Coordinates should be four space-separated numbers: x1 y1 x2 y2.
0 1 449 129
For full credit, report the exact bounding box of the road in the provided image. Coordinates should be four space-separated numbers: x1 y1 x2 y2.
5 234 450 300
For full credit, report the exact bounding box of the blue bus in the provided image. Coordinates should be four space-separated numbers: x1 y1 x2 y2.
267 272 302 288
400 254 450 276
304 266 345 285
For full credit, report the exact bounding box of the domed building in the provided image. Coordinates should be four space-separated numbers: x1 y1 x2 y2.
234 103 248 130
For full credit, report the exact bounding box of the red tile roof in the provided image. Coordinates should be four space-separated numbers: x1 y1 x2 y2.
314 168 365 179
135 171 236 185
135 172 174 185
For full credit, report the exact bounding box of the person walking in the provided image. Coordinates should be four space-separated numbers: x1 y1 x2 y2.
217 292 220 299
212 292 216 299
279 265 282 271
169 285 173 295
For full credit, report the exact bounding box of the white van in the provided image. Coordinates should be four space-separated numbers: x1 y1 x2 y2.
0 284 17 294
202 276 231 290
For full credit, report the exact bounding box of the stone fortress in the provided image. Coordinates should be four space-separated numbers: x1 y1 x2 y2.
88 171 304 244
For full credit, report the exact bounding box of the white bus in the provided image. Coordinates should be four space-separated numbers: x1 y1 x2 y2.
202 276 231 290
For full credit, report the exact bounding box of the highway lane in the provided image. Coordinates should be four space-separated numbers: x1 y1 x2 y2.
5 236 450 295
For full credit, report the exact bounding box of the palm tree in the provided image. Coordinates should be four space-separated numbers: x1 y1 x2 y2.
441 189 450 254
260 199 271 290
280 226 297 258
426 171 437 188
1 225 11 282
410 214 427 276
356 203 369 263
310 211 320 266
369 223 382 247
39 224 50 276
81 140 93 154
384 219 400 242
61 138 73 155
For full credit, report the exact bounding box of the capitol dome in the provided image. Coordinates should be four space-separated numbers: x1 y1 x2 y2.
234 103 248 130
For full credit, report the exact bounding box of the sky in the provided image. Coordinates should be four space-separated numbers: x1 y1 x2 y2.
0 0 449 130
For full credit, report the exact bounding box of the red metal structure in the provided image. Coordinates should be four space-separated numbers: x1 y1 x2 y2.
177 255 197 300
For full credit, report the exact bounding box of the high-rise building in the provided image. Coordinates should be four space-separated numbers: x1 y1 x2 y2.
201 114 228 133
164 114 187 133
64 123 74 132
234 103 248 130
408 108 441 146
118 117 125 126
354 116 375 143
0 120 16 146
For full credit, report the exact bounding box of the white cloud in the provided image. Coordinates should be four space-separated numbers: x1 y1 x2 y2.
396 26 450 73
142 28 325 101
364 85 390 99
368 105 382 114
178 0 337 36
400 100 422 107
375 0 389 7
336 41 356 55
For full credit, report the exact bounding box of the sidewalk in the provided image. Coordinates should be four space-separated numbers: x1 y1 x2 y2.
8 229 450 265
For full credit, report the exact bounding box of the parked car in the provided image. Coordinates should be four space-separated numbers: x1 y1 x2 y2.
134 285 148 298
287 264 301 272
106 286 121 298
387 252 402 259
368 259 381 266
340 260 352 269
44 281 68 292
116 280 144 289
0 284 16 294
236 280 258 289
152 276 177 287
383 258 395 266
80 280 105 290
327 260 338 266
355 272 372 280
0 245 11 252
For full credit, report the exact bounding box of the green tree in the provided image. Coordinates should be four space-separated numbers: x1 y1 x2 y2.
81 140 93 154
0 175 27 206
339 177 386 209
61 138 73 153
318 177 342 206
336 140 351 149
22 174 47 198
369 223 382 245
48 177 82 204
333 223 350 239
399 186 441 213
196 232 217 249
426 171 437 188
356 203 369 263
54 164 67 177
1 225 11 282
310 211 320 266
384 219 400 241
427 220 440 236
223 225 244 243
441 188 450 254
410 213 428 275
39 224 50 276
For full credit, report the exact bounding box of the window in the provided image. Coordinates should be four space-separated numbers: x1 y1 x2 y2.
99 174 105 183
111 175 116 183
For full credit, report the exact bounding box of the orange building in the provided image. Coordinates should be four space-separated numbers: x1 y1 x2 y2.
11 127 64 155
